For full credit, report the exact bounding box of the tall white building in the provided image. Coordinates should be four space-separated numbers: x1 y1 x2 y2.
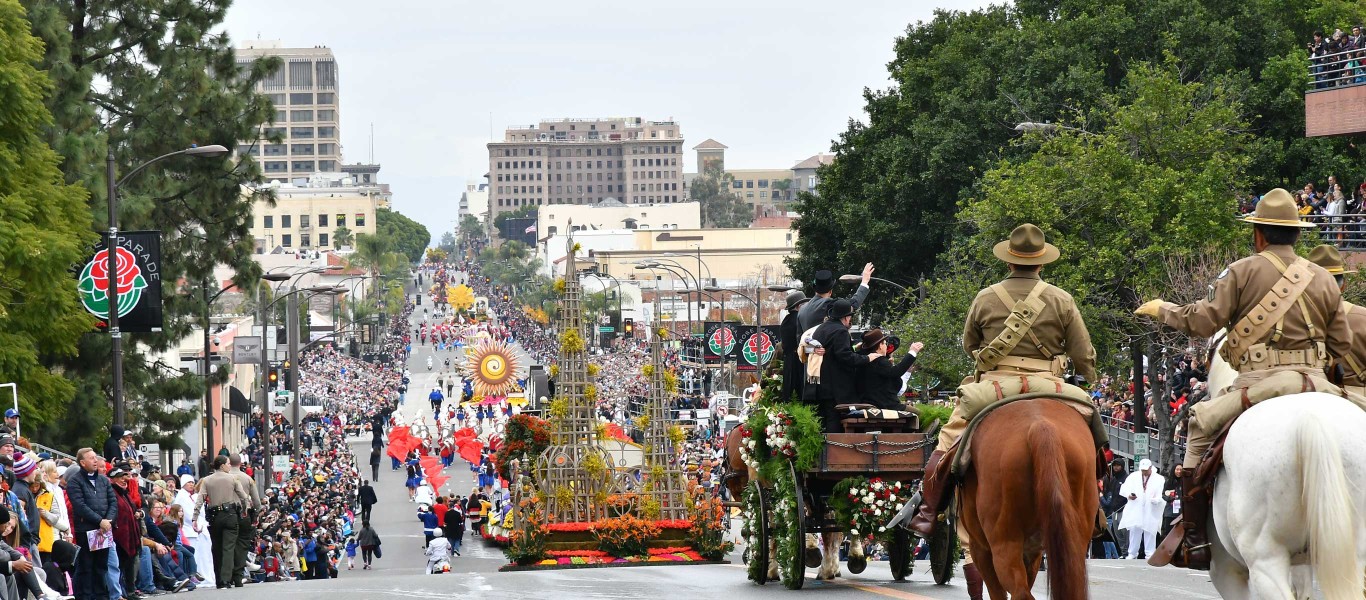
235 41 343 184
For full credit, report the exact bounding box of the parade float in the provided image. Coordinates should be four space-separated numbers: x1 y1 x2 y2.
499 228 730 570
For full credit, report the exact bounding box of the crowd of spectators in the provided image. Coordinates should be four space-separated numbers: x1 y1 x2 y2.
1239 177 1364 248
1310 26 1366 89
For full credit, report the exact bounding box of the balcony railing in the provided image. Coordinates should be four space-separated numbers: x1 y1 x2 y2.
1299 213 1366 249
1307 47 1366 91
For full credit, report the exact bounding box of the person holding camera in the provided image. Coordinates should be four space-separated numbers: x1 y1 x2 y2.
855 329 925 410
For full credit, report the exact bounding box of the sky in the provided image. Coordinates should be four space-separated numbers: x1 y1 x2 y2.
220 0 992 240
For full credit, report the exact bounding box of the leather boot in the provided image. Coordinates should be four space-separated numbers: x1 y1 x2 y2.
909 450 948 538
964 562 984 600
1171 473 1210 570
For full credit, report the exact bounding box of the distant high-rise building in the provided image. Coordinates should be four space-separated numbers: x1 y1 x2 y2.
487 117 685 222
235 41 343 184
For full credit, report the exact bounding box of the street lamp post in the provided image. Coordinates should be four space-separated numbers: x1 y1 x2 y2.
259 267 338 484
200 278 248 460
106 143 228 426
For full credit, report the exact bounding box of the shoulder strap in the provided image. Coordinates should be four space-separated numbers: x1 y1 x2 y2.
1223 252 1316 363
974 281 1050 373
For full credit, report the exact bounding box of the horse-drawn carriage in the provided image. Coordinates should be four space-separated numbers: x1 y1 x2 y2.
732 403 957 590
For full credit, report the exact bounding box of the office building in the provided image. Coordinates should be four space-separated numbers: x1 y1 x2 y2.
235 41 343 184
460 181 490 223
249 177 381 253
487 117 686 221
791 153 835 197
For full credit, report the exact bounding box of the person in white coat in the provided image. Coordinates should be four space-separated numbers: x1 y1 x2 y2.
1118 459 1167 559
174 475 215 587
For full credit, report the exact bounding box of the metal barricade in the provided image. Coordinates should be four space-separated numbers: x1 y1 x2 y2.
1299 213 1366 249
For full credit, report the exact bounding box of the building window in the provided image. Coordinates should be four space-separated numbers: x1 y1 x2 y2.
746 180 754 188
263 215 274 228
289 92 313 105
282 234 292 248
264 144 287 156
317 109 336 121
300 214 311 228
758 179 769 188
264 161 286 173
292 161 315 171
281 215 292 228
291 144 314 155
355 213 366 227
318 160 336 171
316 143 336 155
288 61 313 87
318 213 328 227
315 60 337 89
316 92 335 104
300 233 311 247
291 127 314 139
319 233 329 247
317 126 336 138
732 180 742 189
236 144 259 156
266 93 285 105
274 109 287 122
263 127 286 140
290 109 313 122
335 213 346 227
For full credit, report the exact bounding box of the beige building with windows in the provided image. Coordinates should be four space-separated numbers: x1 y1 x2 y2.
250 183 380 253
235 41 343 184
591 226 798 288
536 199 700 238
488 117 685 220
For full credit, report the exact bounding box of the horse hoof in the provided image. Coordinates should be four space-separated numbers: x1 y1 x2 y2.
805 548 823 568
847 556 867 574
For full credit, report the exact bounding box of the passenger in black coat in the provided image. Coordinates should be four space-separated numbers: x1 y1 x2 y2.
854 329 922 410
810 300 876 433
778 291 810 405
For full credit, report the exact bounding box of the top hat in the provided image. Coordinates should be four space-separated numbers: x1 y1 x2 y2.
813 270 836 294
1243 189 1316 228
992 224 1060 266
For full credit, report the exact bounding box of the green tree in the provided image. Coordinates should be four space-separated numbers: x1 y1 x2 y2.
0 0 99 432
478 241 541 289
771 178 793 207
21 0 278 448
438 231 457 254
457 214 483 248
792 0 1366 315
375 207 430 263
690 165 751 228
332 226 354 249
958 59 1248 372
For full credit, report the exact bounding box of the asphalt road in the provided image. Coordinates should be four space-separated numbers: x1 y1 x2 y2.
199 274 1234 599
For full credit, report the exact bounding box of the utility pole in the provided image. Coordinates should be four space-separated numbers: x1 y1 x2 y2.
259 285 272 489
287 291 302 462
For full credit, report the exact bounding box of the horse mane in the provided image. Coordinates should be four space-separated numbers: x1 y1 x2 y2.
1206 329 1238 394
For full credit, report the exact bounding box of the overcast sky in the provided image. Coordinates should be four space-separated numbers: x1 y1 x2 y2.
220 0 991 239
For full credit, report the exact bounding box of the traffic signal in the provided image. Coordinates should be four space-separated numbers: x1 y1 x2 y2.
268 367 279 390
623 318 634 338
502 294 509 302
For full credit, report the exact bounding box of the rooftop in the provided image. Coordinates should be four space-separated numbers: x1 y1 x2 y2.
792 154 835 170
693 139 728 150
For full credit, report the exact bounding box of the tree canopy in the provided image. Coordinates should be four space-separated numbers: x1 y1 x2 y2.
690 165 751 228
375 208 430 263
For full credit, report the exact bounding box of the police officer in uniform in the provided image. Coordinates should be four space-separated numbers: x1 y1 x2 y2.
1135 189 1358 569
909 224 1097 541
193 455 250 588
1308 244 1366 396
229 454 262 583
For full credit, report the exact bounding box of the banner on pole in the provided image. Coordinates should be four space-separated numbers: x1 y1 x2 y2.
77 231 164 332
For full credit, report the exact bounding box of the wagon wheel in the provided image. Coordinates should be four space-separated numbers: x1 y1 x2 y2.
929 508 958 585
782 462 807 590
889 527 913 581
752 482 770 585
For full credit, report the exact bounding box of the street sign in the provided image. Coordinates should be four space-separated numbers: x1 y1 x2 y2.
599 315 610 325
598 326 614 333
232 336 263 363
138 443 161 468
272 390 294 409
272 455 291 477
1133 435 1149 458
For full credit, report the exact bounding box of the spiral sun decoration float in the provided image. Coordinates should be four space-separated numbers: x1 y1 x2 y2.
463 339 521 397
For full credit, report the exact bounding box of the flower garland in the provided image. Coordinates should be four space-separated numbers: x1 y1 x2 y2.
763 408 798 460
737 423 760 471
771 466 803 588
833 476 907 540
741 484 765 583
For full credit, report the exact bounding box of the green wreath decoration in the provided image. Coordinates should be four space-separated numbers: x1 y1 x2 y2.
772 466 803 589
742 483 764 582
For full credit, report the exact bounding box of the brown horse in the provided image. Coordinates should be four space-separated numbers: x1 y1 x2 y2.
959 399 1097 600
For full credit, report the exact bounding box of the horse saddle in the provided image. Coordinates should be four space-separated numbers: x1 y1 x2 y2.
950 392 1108 479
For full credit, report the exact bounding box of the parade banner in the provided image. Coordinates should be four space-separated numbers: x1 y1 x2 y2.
736 325 779 372
77 231 164 333
702 321 740 363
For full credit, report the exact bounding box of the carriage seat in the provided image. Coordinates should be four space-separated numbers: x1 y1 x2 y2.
835 403 920 433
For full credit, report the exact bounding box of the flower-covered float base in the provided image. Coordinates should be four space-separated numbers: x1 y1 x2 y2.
499 547 726 572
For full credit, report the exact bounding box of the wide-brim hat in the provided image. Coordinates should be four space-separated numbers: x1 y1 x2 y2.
813 270 835 294
1308 244 1354 275
827 299 855 320
1243 188 1315 228
992 223 1060 266
859 329 887 353
785 290 809 311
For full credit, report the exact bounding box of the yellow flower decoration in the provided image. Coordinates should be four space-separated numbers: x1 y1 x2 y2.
584 384 599 401
560 329 585 354
554 486 575 508
553 278 566 294
657 327 668 339
587 363 600 377
550 364 560 378
582 452 606 478
634 415 650 430
641 364 655 378
572 242 582 254
548 397 569 420
667 425 686 446
639 497 662 520
663 371 679 394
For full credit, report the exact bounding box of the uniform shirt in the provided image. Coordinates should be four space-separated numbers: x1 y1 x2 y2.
233 467 262 511
962 271 1097 381
1339 301 1366 388
193 470 250 520
1158 245 1351 361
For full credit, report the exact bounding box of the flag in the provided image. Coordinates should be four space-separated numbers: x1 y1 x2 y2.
457 438 485 465
524 224 537 234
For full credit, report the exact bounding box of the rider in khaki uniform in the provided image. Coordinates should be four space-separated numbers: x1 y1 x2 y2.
1308 244 1366 396
1136 189 1358 570
909 224 1097 545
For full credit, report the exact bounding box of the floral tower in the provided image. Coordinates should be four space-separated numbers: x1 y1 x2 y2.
534 225 616 523
640 331 691 520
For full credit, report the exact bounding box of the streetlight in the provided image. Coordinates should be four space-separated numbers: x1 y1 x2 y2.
767 285 799 293
107 143 229 425
583 273 625 347
635 262 698 335
837 274 909 292
258 272 338 481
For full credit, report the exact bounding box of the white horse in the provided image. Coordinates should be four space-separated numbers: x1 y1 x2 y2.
1205 340 1366 599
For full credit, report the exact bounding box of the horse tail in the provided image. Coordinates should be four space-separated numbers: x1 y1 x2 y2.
1028 421 1086 600
1297 409 1360 600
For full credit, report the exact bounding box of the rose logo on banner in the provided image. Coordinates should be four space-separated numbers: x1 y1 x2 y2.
742 331 775 366
77 246 148 320
707 326 736 356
